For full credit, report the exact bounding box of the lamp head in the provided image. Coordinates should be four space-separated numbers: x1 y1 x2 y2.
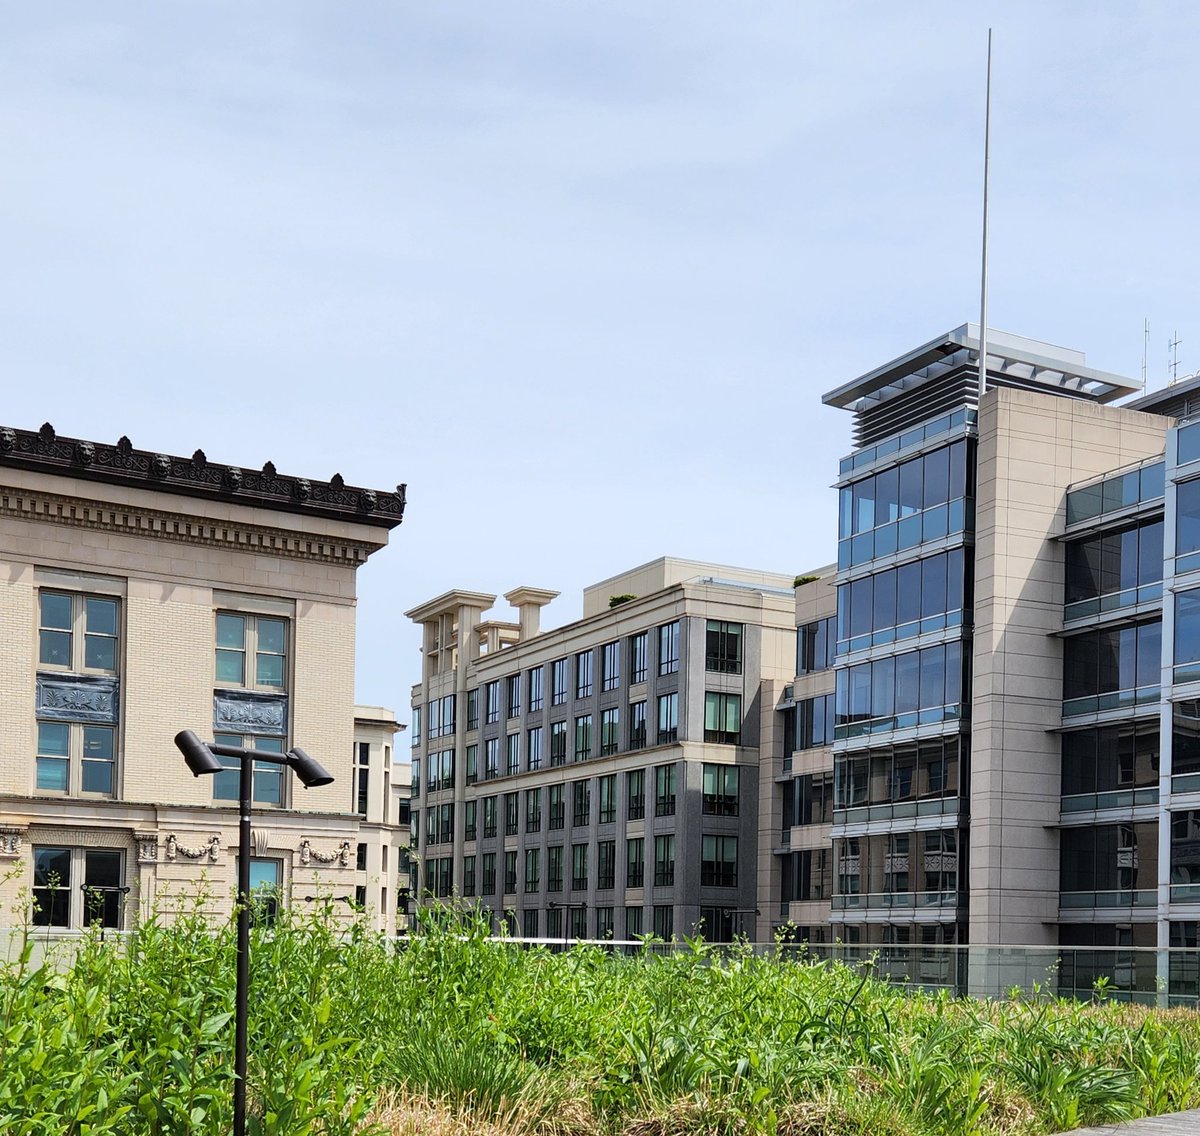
288 747 334 788
174 729 224 777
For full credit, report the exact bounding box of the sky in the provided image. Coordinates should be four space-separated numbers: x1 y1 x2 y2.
3 3 1199 714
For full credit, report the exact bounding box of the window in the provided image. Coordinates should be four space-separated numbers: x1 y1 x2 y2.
797 616 837 674
246 858 283 923
923 830 957 894
506 675 521 719
701 835 738 887
465 744 478 785
506 734 520 777
481 853 496 896
410 705 421 745
572 779 591 826
630 632 648 684
353 742 370 815
482 796 497 839
597 841 616 890
1177 593 1200 682
657 693 678 745
704 692 742 745
654 834 675 886
654 763 676 817
658 622 679 676
705 621 743 674
549 785 565 829
522 908 539 938
574 715 592 762
504 850 518 894
36 721 115 796
598 774 617 824
32 846 124 929
551 659 568 705
571 843 588 890
527 726 543 771
216 612 287 689
595 905 614 940
1063 620 1161 707
426 696 456 739
528 667 544 712
485 681 500 724
627 769 645 819
1065 520 1163 608
505 792 519 836
834 641 965 736
550 722 567 767
576 651 593 698
702 764 739 816
601 642 620 691
628 701 647 750
626 905 644 938
466 688 479 731
627 836 645 888
463 855 476 896
569 905 588 939
548 845 564 892
439 803 454 845
39 592 119 672
526 787 542 833
797 694 835 750
484 738 499 780
410 809 419 850
652 905 673 940
464 799 477 841
213 734 285 805
600 708 620 756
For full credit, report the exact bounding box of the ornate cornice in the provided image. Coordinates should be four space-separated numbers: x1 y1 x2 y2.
0 487 379 565
0 422 405 530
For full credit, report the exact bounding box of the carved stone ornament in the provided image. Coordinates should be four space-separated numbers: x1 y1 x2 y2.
36 674 119 725
298 838 351 867
213 690 287 738
135 832 159 863
165 833 220 863
0 826 25 859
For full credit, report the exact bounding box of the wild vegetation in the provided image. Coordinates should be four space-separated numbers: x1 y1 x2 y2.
1 902 1199 1135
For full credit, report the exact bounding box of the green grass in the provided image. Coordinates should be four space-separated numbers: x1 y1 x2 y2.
3 904 1200 1135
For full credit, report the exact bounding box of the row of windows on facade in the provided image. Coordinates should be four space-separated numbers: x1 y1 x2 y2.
438 903 751 944
414 620 744 744
415 832 740 900
412 690 742 797
412 764 739 848
1060 813 1200 897
35 590 291 800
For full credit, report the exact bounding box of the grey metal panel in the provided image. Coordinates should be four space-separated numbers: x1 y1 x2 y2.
213 690 288 737
35 673 119 724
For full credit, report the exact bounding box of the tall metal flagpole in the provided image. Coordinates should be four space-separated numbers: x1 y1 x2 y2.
978 28 993 402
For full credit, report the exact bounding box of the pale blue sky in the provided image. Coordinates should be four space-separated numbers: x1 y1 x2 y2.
3 4 1198 711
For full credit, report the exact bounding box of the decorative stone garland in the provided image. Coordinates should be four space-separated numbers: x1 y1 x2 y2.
298 839 351 867
165 833 220 863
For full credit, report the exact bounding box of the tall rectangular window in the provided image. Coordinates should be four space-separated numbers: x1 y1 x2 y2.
626 837 645 887
601 642 620 691
597 840 616 889
527 725 543 771
547 845 564 891
627 769 645 819
550 721 567 767
505 792 519 836
524 848 541 894
39 592 120 672
574 714 592 761
572 779 591 826
484 738 500 780
526 787 542 833
528 667 544 712
702 764 739 815
36 721 115 797
628 701 647 750
571 843 588 890
655 763 676 817
549 784 565 829
630 632 648 684
701 835 738 887
482 796 497 838
462 855 476 896
704 692 742 745
652 905 673 939
216 612 287 689
598 774 617 823
504 850 518 894
576 651 593 698
658 622 680 676
466 689 479 731
33 846 124 929
595 905 614 940
213 734 285 806
654 834 676 886
466 744 479 785
354 741 370 815
485 681 500 724
626 905 644 938
600 708 620 756
464 799 477 841
657 692 678 744
506 675 521 719
705 621 743 674
551 659 568 705
506 733 520 777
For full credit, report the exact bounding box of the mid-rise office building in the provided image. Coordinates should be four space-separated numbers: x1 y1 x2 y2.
0 422 409 938
406 557 797 941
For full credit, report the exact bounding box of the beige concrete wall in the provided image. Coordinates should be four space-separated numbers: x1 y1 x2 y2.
969 386 1169 945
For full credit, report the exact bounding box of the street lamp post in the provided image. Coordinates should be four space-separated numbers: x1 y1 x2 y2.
721 907 761 941
547 900 587 950
174 729 334 1136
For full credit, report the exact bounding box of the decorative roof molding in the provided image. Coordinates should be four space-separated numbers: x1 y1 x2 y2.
0 423 405 530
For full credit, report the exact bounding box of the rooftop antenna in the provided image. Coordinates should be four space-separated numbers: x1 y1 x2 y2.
1141 319 1149 387
1170 331 1182 383
977 29 993 404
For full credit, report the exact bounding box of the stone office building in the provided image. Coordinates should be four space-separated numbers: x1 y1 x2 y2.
0 423 408 938
406 557 797 942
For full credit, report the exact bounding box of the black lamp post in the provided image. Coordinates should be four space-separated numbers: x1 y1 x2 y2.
721 906 761 941
174 728 333 1136
547 899 587 948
